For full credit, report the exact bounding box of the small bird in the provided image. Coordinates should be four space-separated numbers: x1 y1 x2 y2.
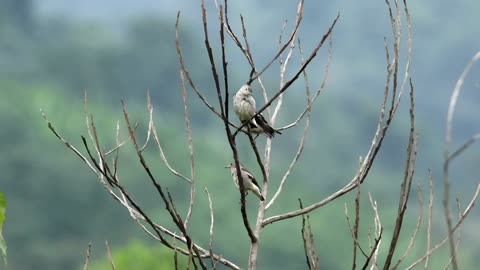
226 162 265 201
233 85 281 138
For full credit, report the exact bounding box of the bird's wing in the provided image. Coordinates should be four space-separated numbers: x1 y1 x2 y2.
242 167 260 188
253 114 275 138
256 113 268 124
248 174 261 188
248 119 259 129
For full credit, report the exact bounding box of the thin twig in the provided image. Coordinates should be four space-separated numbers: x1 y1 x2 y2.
344 205 369 259
383 78 417 270
300 199 319 270
248 0 305 84
443 51 480 270
147 96 191 183
175 12 237 130
271 4 303 124
106 240 116 270
277 36 333 132
204 188 217 269
448 133 480 162
266 39 313 210
140 91 154 151
391 182 423 270
424 170 434 269
406 182 480 270
352 179 361 269
368 193 382 270
360 228 383 270
83 242 92 270
179 68 196 229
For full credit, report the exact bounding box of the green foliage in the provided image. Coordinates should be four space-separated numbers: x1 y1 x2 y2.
0 192 6 267
89 241 186 270
0 1 479 270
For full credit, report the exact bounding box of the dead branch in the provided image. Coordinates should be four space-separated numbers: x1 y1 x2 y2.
406 182 480 270
233 14 339 137
391 183 424 270
424 170 434 269
443 50 480 270
262 0 411 228
368 193 383 270
278 36 332 132
82 242 92 270
266 39 314 210
178 67 197 230
105 241 116 270
204 188 218 269
300 199 319 270
383 79 417 270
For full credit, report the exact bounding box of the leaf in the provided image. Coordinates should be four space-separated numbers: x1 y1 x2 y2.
0 192 7 267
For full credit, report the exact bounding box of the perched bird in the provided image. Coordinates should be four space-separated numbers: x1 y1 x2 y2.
233 84 281 138
226 162 265 201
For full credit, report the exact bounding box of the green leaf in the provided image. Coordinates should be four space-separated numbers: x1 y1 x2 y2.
0 192 7 267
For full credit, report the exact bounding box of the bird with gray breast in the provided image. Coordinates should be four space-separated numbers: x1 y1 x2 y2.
233 84 281 138
226 162 265 201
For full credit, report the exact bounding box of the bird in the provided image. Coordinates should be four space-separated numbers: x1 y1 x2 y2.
226 162 265 201
233 84 281 138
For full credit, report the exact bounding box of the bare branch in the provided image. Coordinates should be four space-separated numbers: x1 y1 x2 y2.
266 39 313 210
300 199 319 270
200 0 225 117
175 11 238 131
360 228 383 270
148 96 191 183
391 183 423 270
448 133 480 162
234 14 340 137
248 0 305 84
407 182 480 270
204 188 217 269
368 193 382 270
262 78 393 226
352 180 361 269
41 111 98 174
344 198 369 260
45 78 241 270
270 4 303 123
140 91 154 151
105 241 116 270
383 79 417 270
82 242 92 270
221 0 305 87
174 247 179 270
278 36 333 132
121 102 207 269
424 170 434 269
179 68 196 229
262 0 411 229
443 51 480 270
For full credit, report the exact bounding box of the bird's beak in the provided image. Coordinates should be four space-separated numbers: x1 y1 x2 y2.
224 165 230 169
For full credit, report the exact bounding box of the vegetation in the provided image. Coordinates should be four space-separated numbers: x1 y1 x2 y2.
1 0 479 269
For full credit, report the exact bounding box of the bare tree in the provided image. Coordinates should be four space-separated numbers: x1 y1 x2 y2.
42 0 480 269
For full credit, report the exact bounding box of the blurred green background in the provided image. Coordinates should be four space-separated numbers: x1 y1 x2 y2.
1 0 479 269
